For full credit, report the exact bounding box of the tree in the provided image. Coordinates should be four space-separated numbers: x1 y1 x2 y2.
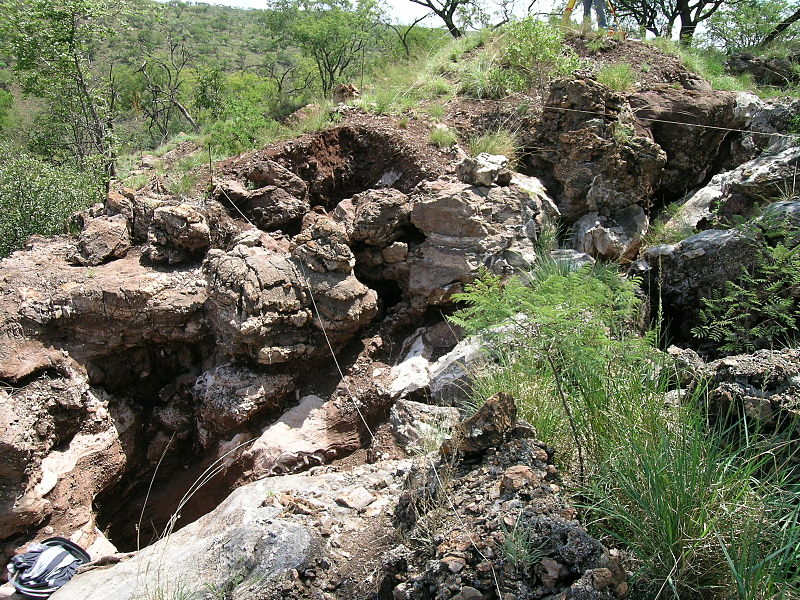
267 0 382 96
614 0 729 43
138 40 200 145
706 0 800 51
0 0 134 177
758 2 800 47
406 0 471 36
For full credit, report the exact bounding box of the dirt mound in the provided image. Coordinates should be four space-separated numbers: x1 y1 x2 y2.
566 33 704 91
222 123 445 209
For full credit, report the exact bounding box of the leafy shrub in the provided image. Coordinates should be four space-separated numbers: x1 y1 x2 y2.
501 18 581 88
0 148 103 257
692 239 800 353
597 63 636 91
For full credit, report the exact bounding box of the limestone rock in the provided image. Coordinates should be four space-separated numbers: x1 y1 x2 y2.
629 85 740 193
333 188 411 247
704 349 800 433
147 204 211 264
203 239 376 364
0 368 135 562
389 400 461 453
408 179 555 309
192 364 296 442
240 395 360 476
214 175 309 231
445 392 517 457
0 238 208 381
70 215 131 266
456 153 511 187
573 204 648 261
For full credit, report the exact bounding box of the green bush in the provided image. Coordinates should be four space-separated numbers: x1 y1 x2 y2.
0 149 103 257
452 258 800 598
501 18 581 88
429 125 458 148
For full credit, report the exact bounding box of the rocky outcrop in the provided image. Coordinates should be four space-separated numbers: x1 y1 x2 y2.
529 77 666 220
0 366 134 562
203 224 377 365
629 85 739 194
192 364 296 443
727 52 800 87
704 349 800 433
407 177 557 309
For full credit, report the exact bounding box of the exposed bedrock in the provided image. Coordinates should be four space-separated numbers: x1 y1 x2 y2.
0 365 135 563
203 218 378 365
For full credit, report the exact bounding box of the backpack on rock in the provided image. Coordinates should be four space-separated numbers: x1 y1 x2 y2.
6 537 90 598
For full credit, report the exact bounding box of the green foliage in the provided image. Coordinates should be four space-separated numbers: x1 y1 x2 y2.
453 257 800 598
0 148 103 257
467 129 520 166
501 18 581 88
692 240 800 354
597 63 636 92
429 125 458 148
267 0 382 96
0 0 133 171
706 0 800 52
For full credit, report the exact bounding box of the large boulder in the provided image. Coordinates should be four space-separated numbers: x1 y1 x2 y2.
147 204 211 264
214 178 309 232
69 215 131 266
643 229 761 338
629 85 740 193
192 364 296 444
203 222 377 365
332 188 411 247
407 178 557 309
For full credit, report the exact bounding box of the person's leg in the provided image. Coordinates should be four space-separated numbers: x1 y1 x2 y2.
594 0 608 28
583 0 593 20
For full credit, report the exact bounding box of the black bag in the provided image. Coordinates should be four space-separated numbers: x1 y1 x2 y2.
6 537 90 598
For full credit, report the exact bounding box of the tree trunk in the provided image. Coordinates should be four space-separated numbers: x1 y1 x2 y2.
758 6 800 48
678 13 696 45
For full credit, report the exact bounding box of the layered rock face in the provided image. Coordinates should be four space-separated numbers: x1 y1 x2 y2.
0 124 565 562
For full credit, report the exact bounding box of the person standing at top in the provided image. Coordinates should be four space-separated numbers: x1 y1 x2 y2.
583 0 608 28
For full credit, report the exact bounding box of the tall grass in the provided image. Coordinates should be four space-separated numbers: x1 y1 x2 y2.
467 129 521 166
452 256 800 599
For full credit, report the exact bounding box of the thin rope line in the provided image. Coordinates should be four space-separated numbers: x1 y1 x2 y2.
296 259 377 442
543 104 798 138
